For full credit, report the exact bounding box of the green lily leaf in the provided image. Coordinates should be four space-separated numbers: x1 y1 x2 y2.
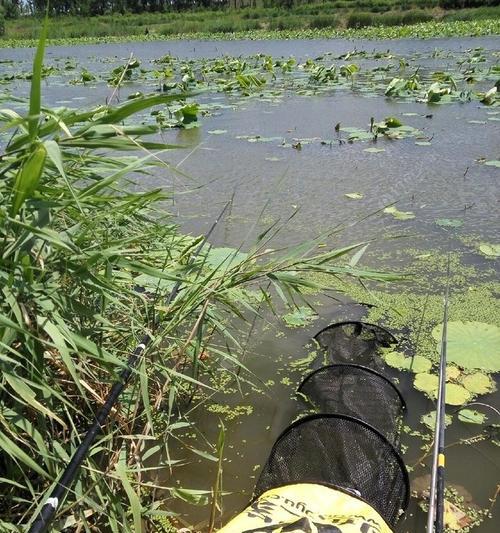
432 321 500 372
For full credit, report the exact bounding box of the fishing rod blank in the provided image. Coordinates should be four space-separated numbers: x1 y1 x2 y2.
28 202 231 533
426 257 450 533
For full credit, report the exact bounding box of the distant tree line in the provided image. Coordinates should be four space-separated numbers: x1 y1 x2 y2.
0 0 303 17
0 0 497 18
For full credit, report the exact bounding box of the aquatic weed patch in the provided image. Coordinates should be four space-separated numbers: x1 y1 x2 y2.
1 18 500 48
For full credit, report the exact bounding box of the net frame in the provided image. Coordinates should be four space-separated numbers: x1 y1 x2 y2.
253 413 410 527
297 363 406 446
313 321 398 371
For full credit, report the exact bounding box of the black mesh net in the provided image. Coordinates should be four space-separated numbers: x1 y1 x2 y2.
253 414 409 527
298 364 406 447
252 321 409 528
313 321 397 371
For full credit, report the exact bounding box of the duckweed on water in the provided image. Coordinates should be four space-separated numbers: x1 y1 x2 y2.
207 404 253 421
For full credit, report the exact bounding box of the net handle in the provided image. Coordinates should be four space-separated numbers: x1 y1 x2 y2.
297 363 407 411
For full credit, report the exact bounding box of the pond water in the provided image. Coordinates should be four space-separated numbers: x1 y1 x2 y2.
1 37 499 532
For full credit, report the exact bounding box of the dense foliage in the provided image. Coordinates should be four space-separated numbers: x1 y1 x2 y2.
5 0 500 17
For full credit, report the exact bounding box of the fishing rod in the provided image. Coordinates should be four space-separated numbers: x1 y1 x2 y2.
426 255 451 533
28 201 231 533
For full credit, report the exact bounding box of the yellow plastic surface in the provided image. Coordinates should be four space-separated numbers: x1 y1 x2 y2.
218 483 394 532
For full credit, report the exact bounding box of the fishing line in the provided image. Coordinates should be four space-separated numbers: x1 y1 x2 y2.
28 201 231 533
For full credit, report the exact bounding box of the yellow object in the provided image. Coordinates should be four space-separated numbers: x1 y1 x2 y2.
218 483 393 532
438 453 445 468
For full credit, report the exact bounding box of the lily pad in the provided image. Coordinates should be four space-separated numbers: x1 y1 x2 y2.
457 409 487 425
384 351 432 373
446 366 461 382
345 192 363 199
435 218 463 228
283 306 317 328
460 372 495 394
479 243 500 257
205 247 248 270
421 410 452 430
414 373 438 395
413 373 472 405
432 321 500 372
383 206 415 220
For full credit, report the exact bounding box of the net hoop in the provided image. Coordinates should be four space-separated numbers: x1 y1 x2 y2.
298 363 407 411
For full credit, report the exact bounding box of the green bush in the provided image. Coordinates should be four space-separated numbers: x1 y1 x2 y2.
206 19 240 33
377 12 404 26
0 7 5 36
439 0 497 8
443 6 500 20
269 16 303 30
401 9 434 24
346 12 375 28
310 14 338 29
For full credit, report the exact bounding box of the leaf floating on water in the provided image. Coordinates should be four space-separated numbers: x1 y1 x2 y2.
479 243 500 257
421 410 452 430
384 351 432 373
415 141 432 146
344 192 363 200
265 156 282 162
204 247 248 270
207 129 227 135
283 306 317 328
483 160 500 167
446 366 461 381
414 373 438 396
413 373 472 405
383 206 415 220
457 409 488 425
460 372 496 395
432 321 500 372
435 218 463 228
363 147 385 153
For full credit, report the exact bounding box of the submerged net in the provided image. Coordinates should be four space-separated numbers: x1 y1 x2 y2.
254 414 409 527
298 363 406 446
253 321 409 527
313 321 397 371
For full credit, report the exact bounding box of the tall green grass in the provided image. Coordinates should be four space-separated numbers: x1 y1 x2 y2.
0 25 396 532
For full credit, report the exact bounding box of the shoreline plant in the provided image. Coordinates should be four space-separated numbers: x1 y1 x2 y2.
0 17 499 49
0 24 397 531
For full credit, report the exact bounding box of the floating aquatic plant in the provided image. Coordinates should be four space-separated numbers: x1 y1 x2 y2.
460 372 496 395
432 321 500 372
384 351 432 373
283 306 317 328
479 243 500 257
414 374 472 405
457 409 488 425
383 206 415 220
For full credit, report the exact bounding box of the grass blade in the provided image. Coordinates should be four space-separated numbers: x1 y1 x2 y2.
28 14 48 141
